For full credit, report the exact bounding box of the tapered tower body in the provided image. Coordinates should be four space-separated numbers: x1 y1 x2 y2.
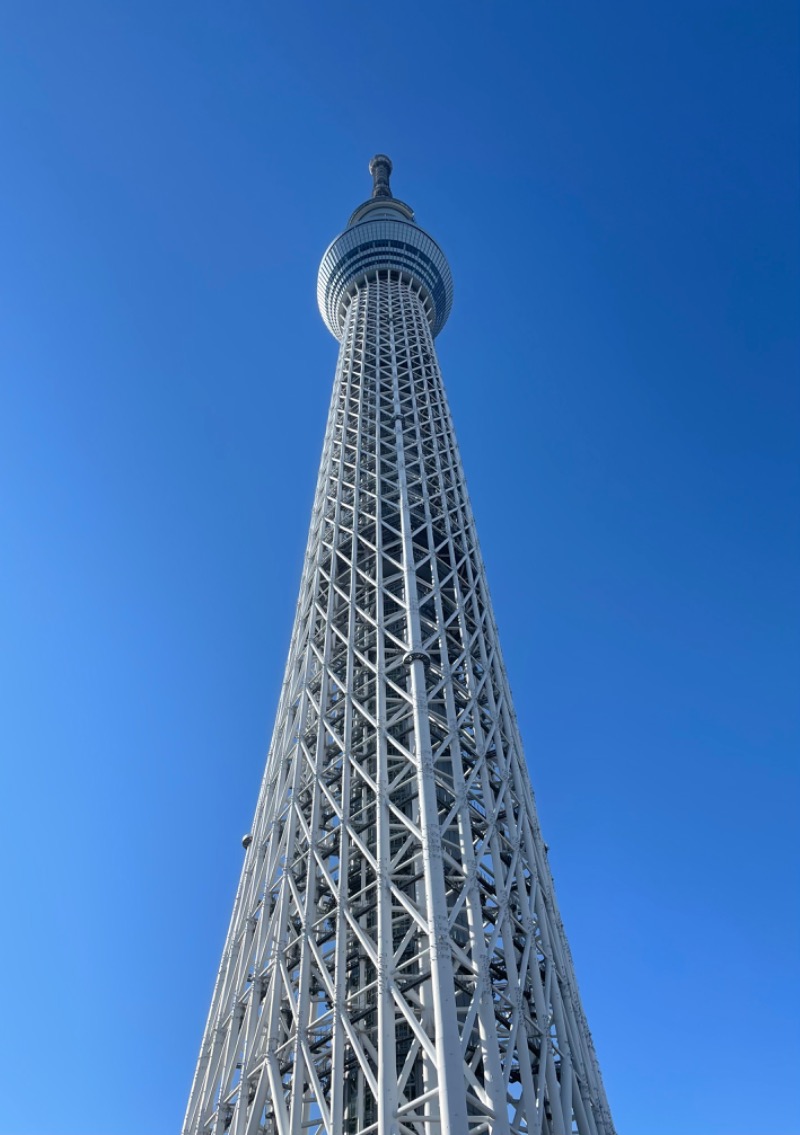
184 157 614 1135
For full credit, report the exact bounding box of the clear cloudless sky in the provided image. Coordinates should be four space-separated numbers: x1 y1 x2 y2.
0 3 797 1133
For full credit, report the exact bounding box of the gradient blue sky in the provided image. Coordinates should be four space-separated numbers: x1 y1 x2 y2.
0 3 798 1133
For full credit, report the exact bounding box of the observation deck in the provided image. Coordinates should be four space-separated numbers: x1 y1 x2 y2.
317 154 454 340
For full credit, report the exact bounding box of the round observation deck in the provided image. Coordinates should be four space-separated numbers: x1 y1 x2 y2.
317 156 453 341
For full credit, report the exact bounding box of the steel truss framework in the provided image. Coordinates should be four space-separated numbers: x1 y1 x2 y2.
184 166 614 1135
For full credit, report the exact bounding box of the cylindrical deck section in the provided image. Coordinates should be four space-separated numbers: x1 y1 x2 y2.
317 216 454 340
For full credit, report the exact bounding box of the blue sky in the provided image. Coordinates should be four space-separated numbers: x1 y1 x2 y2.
0 3 797 1133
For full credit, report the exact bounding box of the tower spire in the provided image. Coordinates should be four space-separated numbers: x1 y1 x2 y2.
369 152 393 198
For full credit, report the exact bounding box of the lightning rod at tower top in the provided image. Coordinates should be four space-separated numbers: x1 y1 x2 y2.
183 156 616 1135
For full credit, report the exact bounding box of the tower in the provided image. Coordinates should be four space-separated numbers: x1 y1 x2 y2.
184 156 615 1135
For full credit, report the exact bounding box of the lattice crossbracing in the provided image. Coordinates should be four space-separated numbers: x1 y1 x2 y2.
184 255 614 1135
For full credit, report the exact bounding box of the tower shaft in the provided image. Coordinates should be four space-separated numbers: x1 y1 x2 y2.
184 164 614 1135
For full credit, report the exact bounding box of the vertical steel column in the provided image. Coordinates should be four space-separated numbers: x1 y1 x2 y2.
389 299 470 1135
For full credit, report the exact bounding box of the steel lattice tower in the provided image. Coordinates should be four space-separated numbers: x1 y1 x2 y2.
184 157 615 1135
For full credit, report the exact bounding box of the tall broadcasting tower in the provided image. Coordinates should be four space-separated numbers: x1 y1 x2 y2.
184 157 615 1135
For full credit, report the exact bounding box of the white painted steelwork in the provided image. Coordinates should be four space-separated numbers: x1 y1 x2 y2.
184 156 615 1135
